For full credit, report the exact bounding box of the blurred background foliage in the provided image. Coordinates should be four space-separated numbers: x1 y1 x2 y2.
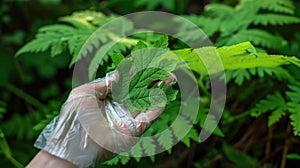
1 0 300 168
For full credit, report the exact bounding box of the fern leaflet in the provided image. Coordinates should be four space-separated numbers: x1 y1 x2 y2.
224 29 286 49
287 102 300 136
253 14 300 26
250 92 287 127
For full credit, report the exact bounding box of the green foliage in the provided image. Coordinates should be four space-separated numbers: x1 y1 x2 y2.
253 13 300 26
16 11 137 70
288 102 300 136
222 143 258 168
286 153 300 160
3 0 300 167
134 0 176 11
249 82 300 136
251 0 295 14
183 0 300 49
0 101 7 120
104 40 300 164
250 93 287 127
286 84 300 136
175 41 300 76
112 36 178 112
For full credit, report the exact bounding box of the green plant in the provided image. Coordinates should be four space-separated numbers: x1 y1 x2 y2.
2 0 300 167
112 36 178 112
13 10 300 167
183 0 300 49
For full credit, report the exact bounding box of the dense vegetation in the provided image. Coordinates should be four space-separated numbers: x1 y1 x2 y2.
1 0 300 168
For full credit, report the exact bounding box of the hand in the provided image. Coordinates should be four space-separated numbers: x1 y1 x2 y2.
31 71 176 168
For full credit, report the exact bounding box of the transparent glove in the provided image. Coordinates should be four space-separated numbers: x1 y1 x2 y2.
34 71 176 168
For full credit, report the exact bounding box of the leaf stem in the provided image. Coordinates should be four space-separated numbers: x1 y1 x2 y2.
223 110 252 125
0 128 24 168
5 83 45 110
197 77 210 97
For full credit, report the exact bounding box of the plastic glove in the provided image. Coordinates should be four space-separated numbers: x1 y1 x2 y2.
34 71 176 168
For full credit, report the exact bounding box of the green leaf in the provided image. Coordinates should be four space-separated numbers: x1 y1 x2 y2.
255 0 295 14
249 67 295 81
268 108 287 127
112 37 179 112
176 42 300 77
287 153 300 160
152 35 168 49
111 53 124 65
226 69 250 86
105 156 120 165
132 41 148 51
287 102 300 136
119 154 130 165
253 14 300 26
88 41 116 79
174 47 222 75
223 144 257 168
225 29 287 49
135 0 176 11
181 127 200 147
130 141 142 162
250 92 287 126
249 91 288 127
33 111 59 131
172 115 192 140
157 128 173 154
183 15 220 36
141 138 156 157
127 68 175 111
217 41 254 57
16 33 57 56
286 84 300 103
199 112 225 137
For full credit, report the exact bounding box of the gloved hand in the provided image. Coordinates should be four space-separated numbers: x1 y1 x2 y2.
34 71 176 168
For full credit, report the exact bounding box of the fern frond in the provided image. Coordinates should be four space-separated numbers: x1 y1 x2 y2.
16 30 65 56
287 102 300 136
134 0 176 11
250 92 286 118
225 66 295 86
176 42 300 76
242 0 295 14
199 113 225 137
249 67 294 81
268 108 287 127
181 128 200 147
254 14 300 26
33 111 59 131
68 32 94 65
286 84 300 103
172 115 192 141
88 37 138 79
17 10 135 72
16 36 54 56
16 12 98 60
129 141 142 162
104 155 120 165
141 138 156 158
225 29 287 49
104 154 131 165
205 4 234 18
157 128 173 153
58 11 112 29
225 69 250 86
182 15 221 36
2 113 42 140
